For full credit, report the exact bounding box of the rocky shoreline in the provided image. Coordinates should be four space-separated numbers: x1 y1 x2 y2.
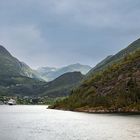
48 106 140 114
75 108 140 114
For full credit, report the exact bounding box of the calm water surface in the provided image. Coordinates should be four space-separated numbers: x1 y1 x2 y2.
0 105 139 140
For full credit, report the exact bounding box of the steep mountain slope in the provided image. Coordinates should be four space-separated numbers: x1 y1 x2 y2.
0 45 41 79
37 63 91 81
41 72 84 97
87 38 140 76
50 44 140 112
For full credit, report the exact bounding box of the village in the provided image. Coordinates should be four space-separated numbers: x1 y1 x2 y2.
0 96 55 105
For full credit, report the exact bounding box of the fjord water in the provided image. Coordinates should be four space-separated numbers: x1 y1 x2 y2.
0 106 139 140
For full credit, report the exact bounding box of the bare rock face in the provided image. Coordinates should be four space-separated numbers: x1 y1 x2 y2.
118 74 123 81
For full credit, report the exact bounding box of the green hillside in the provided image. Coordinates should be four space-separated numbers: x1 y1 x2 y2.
41 72 84 97
50 47 140 112
0 72 83 98
0 75 46 96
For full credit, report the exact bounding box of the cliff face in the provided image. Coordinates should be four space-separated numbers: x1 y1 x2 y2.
50 49 140 112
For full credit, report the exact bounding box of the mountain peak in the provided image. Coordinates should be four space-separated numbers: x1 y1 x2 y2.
37 63 92 81
69 63 91 67
0 45 11 56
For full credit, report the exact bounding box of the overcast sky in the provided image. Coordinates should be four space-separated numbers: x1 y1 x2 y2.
0 0 140 69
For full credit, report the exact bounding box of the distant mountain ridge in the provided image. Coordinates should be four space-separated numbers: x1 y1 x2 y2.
37 67 57 74
37 63 92 81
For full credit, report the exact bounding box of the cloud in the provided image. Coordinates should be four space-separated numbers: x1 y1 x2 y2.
0 0 140 68
0 25 49 67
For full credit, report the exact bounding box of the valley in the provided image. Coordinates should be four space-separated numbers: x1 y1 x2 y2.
0 39 140 112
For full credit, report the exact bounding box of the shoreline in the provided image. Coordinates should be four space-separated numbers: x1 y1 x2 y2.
48 106 140 114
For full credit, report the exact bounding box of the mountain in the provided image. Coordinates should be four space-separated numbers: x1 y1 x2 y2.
0 45 45 96
0 45 41 79
0 75 46 96
0 45 85 98
41 72 84 97
0 71 84 97
88 55 113 74
87 38 140 76
37 63 91 81
50 39 140 112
